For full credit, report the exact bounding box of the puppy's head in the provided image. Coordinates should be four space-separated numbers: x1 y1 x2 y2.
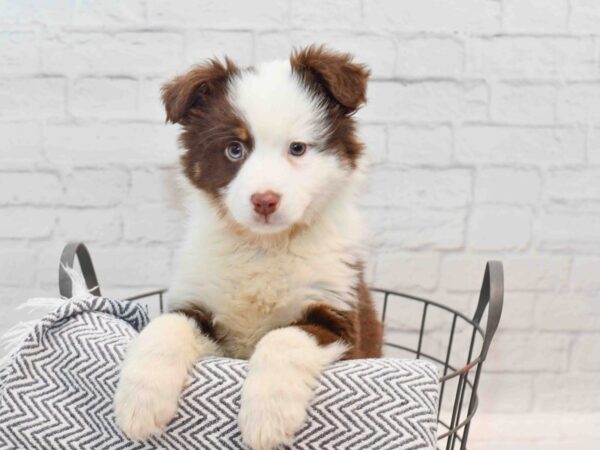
163 45 369 235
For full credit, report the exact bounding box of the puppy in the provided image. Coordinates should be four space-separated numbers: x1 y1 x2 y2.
114 45 383 450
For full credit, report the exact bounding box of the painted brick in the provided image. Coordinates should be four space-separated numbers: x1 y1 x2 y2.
0 208 55 239
504 257 570 291
129 169 181 205
70 0 145 26
0 77 65 118
138 77 169 121
468 413 579 442
373 252 440 292
0 172 62 205
536 439 600 450
546 168 600 201
45 123 179 166
504 0 568 33
42 32 184 75
395 37 463 78
570 0 600 33
255 32 293 62
535 374 600 411
570 257 600 291
387 125 452 164
57 209 122 244
470 440 534 450
123 204 184 243
0 31 39 73
499 292 536 331
366 168 472 209
91 246 172 287
571 335 600 372
364 0 501 33
363 81 487 122
186 31 254 67
441 255 493 292
290 0 361 28
557 82 600 123
536 294 600 331
456 125 585 164
466 37 596 79
491 83 557 124
359 124 387 165
475 168 541 205
0 0 144 26
478 374 534 412
442 255 569 293
537 212 600 252
0 0 73 25
63 169 129 207
588 127 600 163
543 413 600 441
147 0 288 28
468 206 531 251
368 208 466 250
0 122 43 163
0 248 37 286
71 77 137 117
485 332 569 372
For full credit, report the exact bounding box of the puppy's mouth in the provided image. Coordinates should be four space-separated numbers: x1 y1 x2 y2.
254 213 272 225
249 213 290 234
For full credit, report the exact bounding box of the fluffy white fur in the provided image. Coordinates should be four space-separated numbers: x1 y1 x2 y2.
239 327 347 450
114 313 221 439
169 176 364 360
115 58 367 448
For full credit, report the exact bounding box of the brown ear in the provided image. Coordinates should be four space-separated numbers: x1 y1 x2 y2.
290 45 370 115
161 58 239 124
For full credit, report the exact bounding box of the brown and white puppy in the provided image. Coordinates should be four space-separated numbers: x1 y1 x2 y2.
114 46 383 450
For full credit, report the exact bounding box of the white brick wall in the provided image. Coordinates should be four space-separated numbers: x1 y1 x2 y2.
1 1 599 447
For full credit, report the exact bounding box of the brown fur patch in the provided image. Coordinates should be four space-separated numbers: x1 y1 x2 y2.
322 108 365 169
294 271 383 359
161 58 254 200
355 274 383 358
296 305 356 349
162 58 239 125
290 45 369 114
172 303 217 341
291 45 369 168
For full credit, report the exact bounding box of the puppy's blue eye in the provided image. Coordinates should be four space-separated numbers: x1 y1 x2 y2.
225 141 245 161
289 142 307 157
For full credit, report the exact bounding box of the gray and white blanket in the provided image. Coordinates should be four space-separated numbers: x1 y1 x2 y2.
0 296 439 449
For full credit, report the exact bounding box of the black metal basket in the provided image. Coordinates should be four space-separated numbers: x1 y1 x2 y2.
59 242 503 450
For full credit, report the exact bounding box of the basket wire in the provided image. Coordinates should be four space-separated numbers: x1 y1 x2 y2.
59 242 503 450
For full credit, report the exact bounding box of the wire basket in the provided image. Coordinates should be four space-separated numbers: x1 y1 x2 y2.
59 242 503 450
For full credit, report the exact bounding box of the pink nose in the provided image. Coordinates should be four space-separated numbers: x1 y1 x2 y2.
251 191 281 218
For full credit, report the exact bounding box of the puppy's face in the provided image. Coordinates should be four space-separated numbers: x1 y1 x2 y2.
162 46 369 235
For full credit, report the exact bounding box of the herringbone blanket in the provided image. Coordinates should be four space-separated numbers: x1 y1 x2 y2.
0 297 439 450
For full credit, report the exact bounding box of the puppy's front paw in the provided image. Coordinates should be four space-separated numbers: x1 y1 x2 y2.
239 328 347 449
239 381 310 450
113 363 184 440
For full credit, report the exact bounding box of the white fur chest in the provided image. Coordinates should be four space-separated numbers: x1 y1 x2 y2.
168 195 365 359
